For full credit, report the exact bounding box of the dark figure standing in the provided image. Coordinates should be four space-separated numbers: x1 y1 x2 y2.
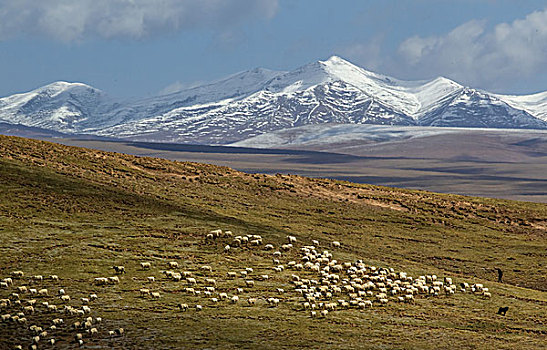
496 268 503 283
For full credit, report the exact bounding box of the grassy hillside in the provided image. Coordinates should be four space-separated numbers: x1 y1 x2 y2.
0 135 545 349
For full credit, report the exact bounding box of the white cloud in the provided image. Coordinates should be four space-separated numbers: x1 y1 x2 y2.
158 80 204 95
0 0 279 42
395 8 547 90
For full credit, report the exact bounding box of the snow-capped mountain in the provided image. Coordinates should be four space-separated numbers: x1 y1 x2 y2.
1 56 546 144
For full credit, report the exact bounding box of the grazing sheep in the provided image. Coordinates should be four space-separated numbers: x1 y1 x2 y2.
201 265 212 273
205 278 216 286
95 277 108 285
331 241 341 248
245 280 255 288
109 276 120 284
147 276 155 283
115 328 125 336
32 275 43 283
141 262 151 270
320 310 329 317
38 288 48 296
226 272 237 279
151 292 161 299
196 305 203 311
231 296 239 304
247 298 257 306
89 294 98 301
11 271 24 278
288 235 297 243
169 261 179 268
112 266 126 274
90 328 98 336
178 303 189 311
60 295 71 303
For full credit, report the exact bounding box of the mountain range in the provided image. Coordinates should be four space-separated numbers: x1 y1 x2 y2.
1 56 546 145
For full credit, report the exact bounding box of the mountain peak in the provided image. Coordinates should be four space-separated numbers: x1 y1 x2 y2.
321 55 351 65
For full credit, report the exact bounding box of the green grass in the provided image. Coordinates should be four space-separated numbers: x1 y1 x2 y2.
0 135 545 349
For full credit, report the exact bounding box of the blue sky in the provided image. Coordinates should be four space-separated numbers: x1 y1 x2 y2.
1 0 546 98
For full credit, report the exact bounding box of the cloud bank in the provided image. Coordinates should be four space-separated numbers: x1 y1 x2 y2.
0 0 278 42
346 8 547 92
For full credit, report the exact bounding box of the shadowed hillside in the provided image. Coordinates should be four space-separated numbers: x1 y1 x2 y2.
0 135 545 349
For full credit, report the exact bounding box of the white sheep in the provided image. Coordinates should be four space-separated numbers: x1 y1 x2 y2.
245 280 255 287
108 276 120 284
141 262 151 270
151 292 161 299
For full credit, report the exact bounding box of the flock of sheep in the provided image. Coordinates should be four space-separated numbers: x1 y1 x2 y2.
1 271 124 349
168 229 492 317
2 229 492 348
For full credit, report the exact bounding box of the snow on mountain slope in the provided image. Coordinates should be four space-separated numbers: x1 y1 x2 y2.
418 88 547 129
496 91 547 122
0 82 118 133
0 56 546 145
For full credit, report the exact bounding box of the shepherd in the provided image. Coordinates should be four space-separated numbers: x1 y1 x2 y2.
496 268 503 283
